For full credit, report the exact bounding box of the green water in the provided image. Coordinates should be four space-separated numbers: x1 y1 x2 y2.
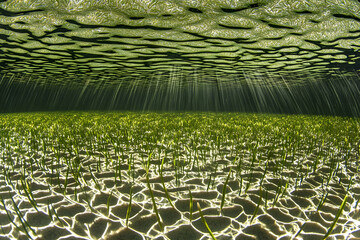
0 0 360 114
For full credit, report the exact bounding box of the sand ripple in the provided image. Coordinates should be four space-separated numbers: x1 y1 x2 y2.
39 226 71 240
105 227 144 240
192 216 231 233
26 211 51 227
242 223 278 240
166 225 201 240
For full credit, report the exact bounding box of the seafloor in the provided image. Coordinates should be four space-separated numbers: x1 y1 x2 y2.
0 112 359 240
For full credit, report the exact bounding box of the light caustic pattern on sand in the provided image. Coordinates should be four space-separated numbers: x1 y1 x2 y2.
0 112 359 240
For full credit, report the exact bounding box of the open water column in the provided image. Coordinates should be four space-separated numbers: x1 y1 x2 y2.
0 1 360 240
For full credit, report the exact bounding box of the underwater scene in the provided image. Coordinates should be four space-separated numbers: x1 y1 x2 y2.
0 0 360 239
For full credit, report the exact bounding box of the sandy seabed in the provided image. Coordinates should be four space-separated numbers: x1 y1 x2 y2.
0 112 359 240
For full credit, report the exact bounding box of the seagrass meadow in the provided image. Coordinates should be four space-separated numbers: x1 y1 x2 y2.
0 112 359 240
1 0 360 240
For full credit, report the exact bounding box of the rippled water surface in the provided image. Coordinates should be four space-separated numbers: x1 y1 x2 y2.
1 0 360 81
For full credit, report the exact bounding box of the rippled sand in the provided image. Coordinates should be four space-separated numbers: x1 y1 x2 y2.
1 154 359 240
